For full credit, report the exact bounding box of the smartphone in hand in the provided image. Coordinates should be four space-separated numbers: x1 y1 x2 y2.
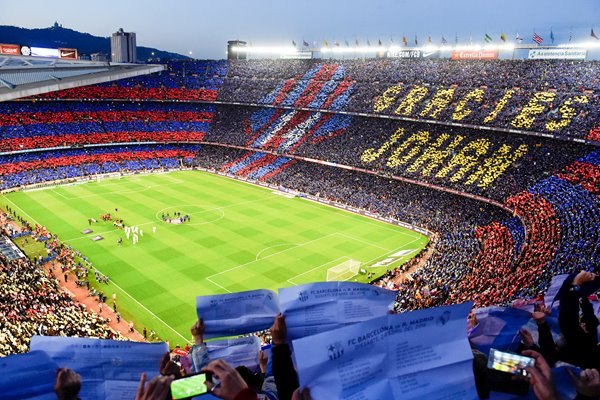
487 348 535 376
170 372 213 399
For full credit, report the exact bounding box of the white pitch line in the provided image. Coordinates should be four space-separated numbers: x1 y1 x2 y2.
105 277 190 343
287 256 349 286
50 176 188 200
255 243 301 261
337 232 392 252
50 188 70 200
206 277 232 293
153 196 276 222
66 196 273 243
207 232 338 280
4 197 41 226
286 236 423 285
299 196 423 239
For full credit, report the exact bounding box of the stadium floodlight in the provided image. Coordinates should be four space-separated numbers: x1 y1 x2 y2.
321 46 387 53
481 43 515 51
231 46 299 54
237 42 520 56
557 41 600 49
453 45 483 51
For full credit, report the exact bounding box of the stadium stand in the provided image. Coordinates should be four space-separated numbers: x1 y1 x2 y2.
0 247 118 356
2 57 600 399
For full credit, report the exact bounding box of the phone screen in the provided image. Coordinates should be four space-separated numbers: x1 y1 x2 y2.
171 373 209 399
487 348 535 376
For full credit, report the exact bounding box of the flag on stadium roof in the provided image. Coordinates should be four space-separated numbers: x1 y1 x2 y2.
592 28 600 40
441 36 448 44
550 29 555 44
403 36 408 46
455 33 458 44
533 32 544 44
303 40 309 47
345 40 350 47
500 33 507 42
378 38 382 46
323 39 329 47
334 41 340 47
568 28 573 43
292 40 296 47
484 33 492 43
515 33 523 43
414 35 418 45
367 39 371 46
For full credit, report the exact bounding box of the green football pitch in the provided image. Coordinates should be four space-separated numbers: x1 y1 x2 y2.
2 170 428 345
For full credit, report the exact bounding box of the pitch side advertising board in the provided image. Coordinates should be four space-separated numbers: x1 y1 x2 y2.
528 49 586 60
451 50 498 60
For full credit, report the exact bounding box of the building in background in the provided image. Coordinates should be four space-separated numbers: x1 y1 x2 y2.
91 53 109 62
111 28 136 63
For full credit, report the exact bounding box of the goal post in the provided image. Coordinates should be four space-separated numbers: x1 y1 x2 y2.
326 259 361 282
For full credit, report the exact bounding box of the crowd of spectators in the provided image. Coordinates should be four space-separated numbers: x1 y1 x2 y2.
0 144 199 189
0 101 214 151
206 104 590 202
19 58 599 142
219 59 600 140
36 60 228 101
0 236 117 356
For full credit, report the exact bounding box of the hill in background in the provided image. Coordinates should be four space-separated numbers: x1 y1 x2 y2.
0 22 189 61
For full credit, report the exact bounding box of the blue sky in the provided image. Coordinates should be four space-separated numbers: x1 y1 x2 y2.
1 0 599 58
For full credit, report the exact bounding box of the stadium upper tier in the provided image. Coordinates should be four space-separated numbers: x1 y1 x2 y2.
33 59 600 142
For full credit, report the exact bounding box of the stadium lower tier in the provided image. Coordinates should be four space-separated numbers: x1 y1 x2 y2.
0 144 199 189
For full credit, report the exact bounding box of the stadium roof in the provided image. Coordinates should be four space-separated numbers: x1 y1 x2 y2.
0 55 164 101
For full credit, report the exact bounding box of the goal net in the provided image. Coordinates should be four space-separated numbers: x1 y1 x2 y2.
326 259 361 282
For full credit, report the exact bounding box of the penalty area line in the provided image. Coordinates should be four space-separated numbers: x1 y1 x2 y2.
206 277 232 293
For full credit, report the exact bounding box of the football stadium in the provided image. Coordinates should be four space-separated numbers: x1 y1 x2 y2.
1 1 600 398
